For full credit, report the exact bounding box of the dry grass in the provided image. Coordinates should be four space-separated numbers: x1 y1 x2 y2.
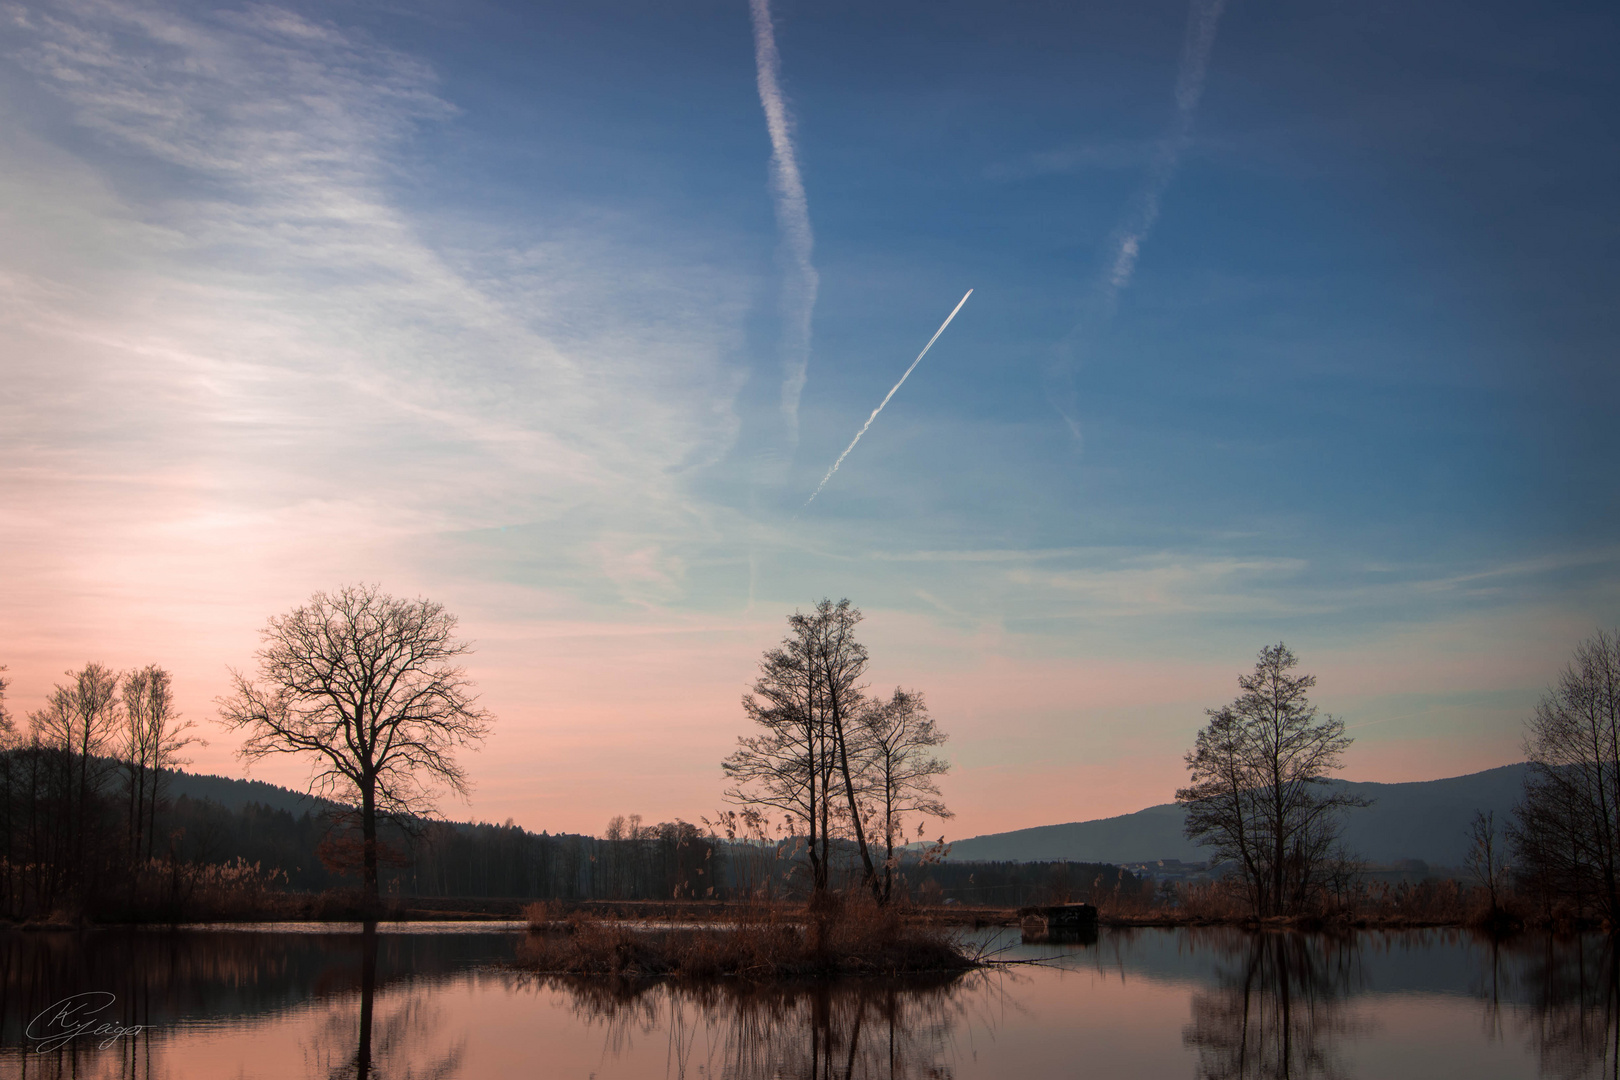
516 894 977 981
63 857 307 924
1089 877 1540 931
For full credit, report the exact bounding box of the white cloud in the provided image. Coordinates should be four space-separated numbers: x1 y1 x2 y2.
0 0 753 602
747 0 819 449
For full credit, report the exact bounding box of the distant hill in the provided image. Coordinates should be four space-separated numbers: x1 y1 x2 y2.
947 764 1532 868
162 768 340 817
161 763 1533 871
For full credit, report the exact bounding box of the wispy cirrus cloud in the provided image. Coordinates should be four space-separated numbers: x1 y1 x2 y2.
747 0 819 449
1048 0 1227 441
0 0 751 651
0 0 1605 840
1101 0 1227 305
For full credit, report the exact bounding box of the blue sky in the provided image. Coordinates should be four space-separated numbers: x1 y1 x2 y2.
1 0 1614 834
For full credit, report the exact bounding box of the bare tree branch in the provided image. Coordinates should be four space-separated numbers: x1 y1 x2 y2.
216 584 493 907
1177 643 1367 916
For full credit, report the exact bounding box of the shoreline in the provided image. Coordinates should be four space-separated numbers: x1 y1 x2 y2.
0 898 1587 934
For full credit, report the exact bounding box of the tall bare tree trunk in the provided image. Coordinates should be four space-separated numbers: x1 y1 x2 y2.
806 678 823 896
361 777 379 910
833 717 879 900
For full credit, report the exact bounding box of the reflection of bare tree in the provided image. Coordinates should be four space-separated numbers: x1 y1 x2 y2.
0 925 496 1079
303 923 466 1080
529 970 985 1079
1182 931 1362 1080
1511 934 1620 1080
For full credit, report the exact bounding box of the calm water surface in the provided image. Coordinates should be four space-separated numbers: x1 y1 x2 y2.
0 922 1614 1078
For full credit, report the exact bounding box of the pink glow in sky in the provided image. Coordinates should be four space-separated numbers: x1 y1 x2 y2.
3 0 1616 844
0 556 1577 838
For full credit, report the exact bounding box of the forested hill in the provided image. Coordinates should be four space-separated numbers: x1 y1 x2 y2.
169 763 1534 872
164 768 340 816
946 764 1532 868
146 767 1140 904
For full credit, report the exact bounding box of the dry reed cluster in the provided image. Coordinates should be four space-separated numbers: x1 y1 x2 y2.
516 895 975 980
1090 876 1540 930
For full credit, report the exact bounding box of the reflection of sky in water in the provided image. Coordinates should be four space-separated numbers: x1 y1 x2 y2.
0 926 1608 1078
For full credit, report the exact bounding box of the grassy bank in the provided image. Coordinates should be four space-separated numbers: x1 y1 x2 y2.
23 871 1587 934
1082 878 1584 932
515 896 980 980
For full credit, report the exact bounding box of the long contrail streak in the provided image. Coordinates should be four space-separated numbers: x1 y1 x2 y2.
1053 0 1226 443
1103 0 1226 304
804 289 973 507
749 0 819 448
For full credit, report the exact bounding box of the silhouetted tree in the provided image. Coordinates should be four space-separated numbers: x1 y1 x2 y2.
860 688 951 903
723 607 832 894
0 665 12 742
1177 643 1367 916
723 600 886 898
30 662 122 885
218 584 493 909
807 600 882 898
1510 628 1620 922
0 667 12 912
1468 810 1509 918
121 665 199 864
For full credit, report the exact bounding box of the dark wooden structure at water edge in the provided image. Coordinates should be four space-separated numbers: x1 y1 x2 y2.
1019 902 1099 943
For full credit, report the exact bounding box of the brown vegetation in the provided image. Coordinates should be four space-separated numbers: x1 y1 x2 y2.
1080 874 1587 932
515 894 977 980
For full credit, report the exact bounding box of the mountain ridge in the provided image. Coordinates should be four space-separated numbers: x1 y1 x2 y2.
163 763 1533 869
946 764 1532 868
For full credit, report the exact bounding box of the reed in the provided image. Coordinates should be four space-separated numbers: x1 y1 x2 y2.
1092 877 1547 931
516 893 976 980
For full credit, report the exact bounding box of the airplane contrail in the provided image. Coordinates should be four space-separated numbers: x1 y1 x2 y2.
1102 0 1226 305
804 289 973 507
1052 0 1227 442
749 0 819 448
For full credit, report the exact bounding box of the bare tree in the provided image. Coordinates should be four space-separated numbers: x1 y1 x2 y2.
24 663 123 903
859 688 952 903
31 663 122 860
120 666 199 864
0 665 13 744
1177 643 1367 916
723 610 830 894
723 599 883 898
217 585 494 908
30 661 121 765
1509 628 1620 921
806 600 881 899
1468 810 1509 915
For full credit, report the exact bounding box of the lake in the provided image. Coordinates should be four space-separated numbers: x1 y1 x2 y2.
0 922 1612 1078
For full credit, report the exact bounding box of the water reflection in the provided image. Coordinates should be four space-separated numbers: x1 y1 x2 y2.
4 925 1620 1078
0 923 500 1079
536 971 978 1079
1180 931 1363 1080
302 924 465 1080
1513 935 1620 1080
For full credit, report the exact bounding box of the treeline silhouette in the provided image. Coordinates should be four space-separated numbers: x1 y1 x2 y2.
0 748 725 917
0 749 1137 920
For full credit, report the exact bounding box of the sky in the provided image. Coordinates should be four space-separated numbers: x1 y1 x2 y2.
1 0 1615 840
